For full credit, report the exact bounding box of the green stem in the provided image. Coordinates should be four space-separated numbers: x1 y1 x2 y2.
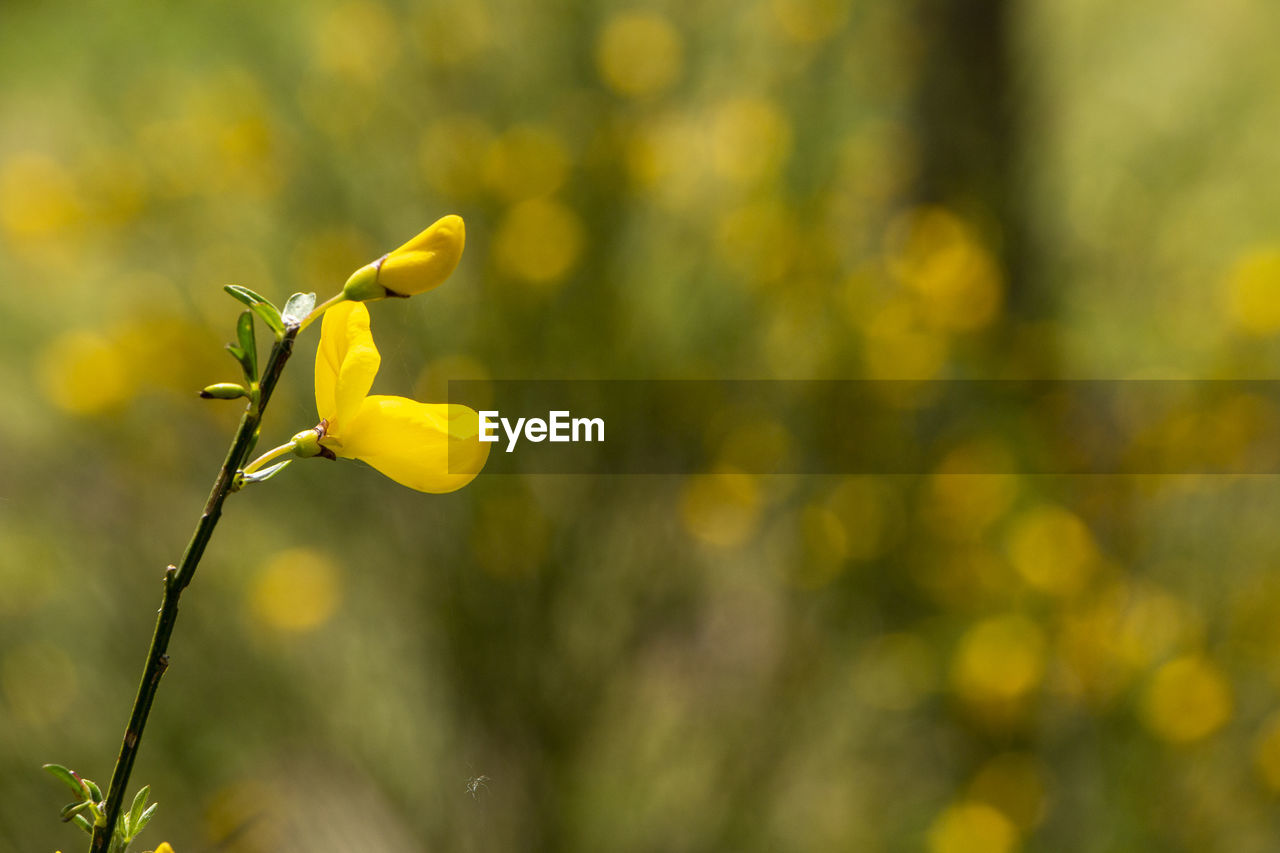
89 327 300 853
242 439 298 476
299 292 346 332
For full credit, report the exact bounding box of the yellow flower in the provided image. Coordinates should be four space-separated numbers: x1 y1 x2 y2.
343 214 466 301
154 845 175 853
309 300 488 492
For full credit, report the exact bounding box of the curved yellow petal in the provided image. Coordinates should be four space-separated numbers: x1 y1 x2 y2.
315 301 380 429
379 214 466 297
155 845 176 853
338 395 489 493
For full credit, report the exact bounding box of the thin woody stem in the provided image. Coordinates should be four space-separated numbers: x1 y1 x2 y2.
89 326 300 853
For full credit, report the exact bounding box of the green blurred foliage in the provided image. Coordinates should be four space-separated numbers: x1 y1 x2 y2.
6 0 1280 851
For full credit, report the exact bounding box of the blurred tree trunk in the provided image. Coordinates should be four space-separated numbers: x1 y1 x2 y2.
912 0 1045 332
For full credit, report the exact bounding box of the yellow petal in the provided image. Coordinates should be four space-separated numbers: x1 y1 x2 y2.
379 214 466 297
155 844 176 853
338 395 489 493
315 300 381 429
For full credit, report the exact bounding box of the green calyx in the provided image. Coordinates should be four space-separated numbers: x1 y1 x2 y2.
341 255 389 302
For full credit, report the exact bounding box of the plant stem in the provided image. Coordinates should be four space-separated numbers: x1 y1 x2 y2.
299 292 346 332
89 327 299 853
243 439 298 476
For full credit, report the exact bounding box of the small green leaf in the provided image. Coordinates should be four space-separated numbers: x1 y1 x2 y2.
72 813 94 834
251 303 286 336
128 785 150 834
84 778 103 803
224 283 272 306
236 310 258 380
61 800 93 821
226 343 253 380
43 764 82 796
225 285 286 335
281 292 317 328
133 802 158 835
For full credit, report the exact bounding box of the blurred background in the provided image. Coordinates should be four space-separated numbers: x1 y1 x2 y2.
5 0 1280 850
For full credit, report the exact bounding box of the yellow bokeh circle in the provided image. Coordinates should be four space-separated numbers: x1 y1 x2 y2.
596 12 684 98
1005 504 1099 597
1227 248 1280 336
680 469 762 548
952 614 1046 707
38 330 134 416
927 801 1018 853
1140 655 1232 743
248 548 342 633
494 197 585 285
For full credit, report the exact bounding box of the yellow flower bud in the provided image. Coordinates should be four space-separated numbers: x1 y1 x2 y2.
342 214 466 301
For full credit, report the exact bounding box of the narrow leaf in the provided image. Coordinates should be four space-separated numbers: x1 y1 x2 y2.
281 292 317 328
84 778 103 803
134 802 158 835
224 284 272 308
61 800 93 821
226 344 253 379
128 785 150 833
43 764 83 796
241 460 292 485
251 302 286 335
225 284 285 334
236 311 258 381
73 813 94 834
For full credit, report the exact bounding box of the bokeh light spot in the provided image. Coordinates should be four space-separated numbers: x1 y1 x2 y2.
924 444 1019 541
862 298 949 380
681 469 761 548
38 330 133 415
483 124 572 202
1005 504 1099 597
0 152 82 241
952 614 1046 707
715 200 799 284
313 1 400 83
420 114 496 200
927 801 1018 853
596 12 684 98
886 206 1003 332
710 97 792 186
248 548 342 633
1226 248 1280 336
1140 655 1232 743
494 197 585 285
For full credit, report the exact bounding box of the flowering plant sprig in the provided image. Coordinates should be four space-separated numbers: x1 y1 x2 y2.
45 216 480 853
